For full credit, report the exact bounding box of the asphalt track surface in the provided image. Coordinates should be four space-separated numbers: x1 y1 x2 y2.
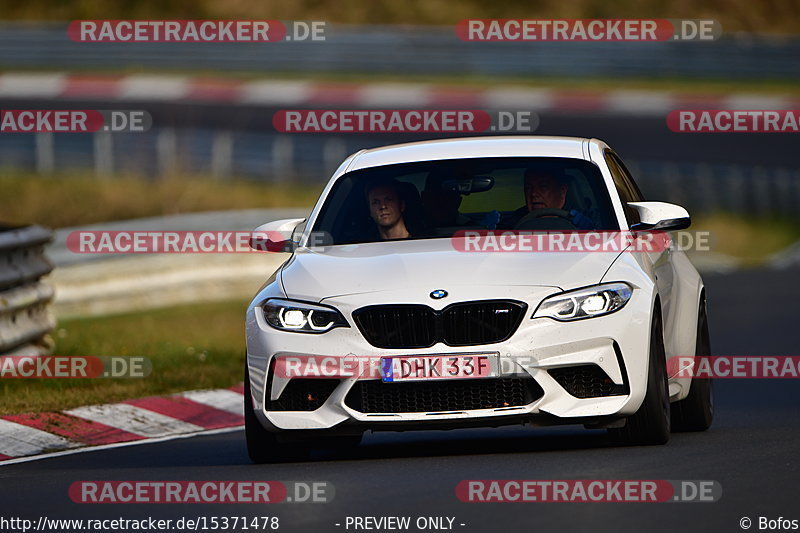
2 266 799 532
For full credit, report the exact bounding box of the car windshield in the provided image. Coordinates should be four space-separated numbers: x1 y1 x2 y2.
311 157 619 245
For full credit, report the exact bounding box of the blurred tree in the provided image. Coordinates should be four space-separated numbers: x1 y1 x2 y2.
0 0 797 34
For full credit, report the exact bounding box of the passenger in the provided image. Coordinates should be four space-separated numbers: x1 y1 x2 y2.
366 180 411 240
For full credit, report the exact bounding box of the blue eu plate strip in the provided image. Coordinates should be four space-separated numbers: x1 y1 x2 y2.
381 358 394 382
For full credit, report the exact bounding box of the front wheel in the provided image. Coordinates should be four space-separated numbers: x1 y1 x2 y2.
244 367 310 463
671 298 714 432
608 311 671 445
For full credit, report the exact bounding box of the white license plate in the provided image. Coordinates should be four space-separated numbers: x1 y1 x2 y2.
380 353 499 382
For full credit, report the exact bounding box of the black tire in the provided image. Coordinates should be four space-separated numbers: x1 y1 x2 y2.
609 311 671 445
244 367 310 463
671 298 714 432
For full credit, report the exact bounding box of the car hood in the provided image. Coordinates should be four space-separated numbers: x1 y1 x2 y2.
279 238 624 301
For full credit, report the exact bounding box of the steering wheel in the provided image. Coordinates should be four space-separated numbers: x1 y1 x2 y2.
514 208 576 230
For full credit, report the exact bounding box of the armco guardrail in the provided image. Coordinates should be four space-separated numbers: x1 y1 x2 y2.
46 209 305 318
0 224 56 357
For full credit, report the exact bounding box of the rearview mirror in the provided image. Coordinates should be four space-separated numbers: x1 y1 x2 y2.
627 202 691 232
250 218 306 252
440 176 494 195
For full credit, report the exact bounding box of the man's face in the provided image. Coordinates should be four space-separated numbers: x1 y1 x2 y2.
368 185 405 228
524 173 567 211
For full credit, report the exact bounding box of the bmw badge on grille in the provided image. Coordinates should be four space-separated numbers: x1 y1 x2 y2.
430 289 448 299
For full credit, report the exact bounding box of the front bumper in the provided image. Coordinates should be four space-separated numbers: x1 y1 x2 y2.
245 284 652 432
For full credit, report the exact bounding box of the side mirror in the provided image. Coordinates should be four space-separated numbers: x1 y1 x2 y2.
627 202 691 231
250 218 306 252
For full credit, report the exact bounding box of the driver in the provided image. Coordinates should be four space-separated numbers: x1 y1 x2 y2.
525 169 567 211
506 168 594 229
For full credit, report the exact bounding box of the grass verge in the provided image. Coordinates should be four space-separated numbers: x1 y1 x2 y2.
0 173 320 228
0 300 247 415
691 213 800 265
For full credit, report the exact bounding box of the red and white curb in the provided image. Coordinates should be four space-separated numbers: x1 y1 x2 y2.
0 72 797 115
0 383 245 464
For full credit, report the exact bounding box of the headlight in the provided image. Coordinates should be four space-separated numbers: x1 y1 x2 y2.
532 282 633 321
262 298 349 333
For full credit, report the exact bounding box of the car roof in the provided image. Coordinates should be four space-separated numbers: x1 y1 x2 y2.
345 136 594 173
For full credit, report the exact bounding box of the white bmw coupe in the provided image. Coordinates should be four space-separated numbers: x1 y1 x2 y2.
244 136 713 462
